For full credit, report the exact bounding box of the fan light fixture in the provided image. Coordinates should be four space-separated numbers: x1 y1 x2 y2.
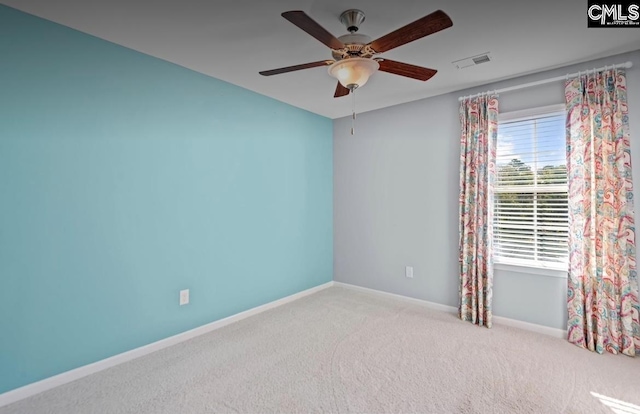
328 58 379 91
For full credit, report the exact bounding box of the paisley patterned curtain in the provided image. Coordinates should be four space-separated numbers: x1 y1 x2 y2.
459 94 499 328
565 68 640 356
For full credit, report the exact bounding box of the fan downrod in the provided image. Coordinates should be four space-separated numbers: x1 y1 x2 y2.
339 9 366 33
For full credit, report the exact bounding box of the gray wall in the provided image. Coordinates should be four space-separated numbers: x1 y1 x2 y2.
334 50 640 330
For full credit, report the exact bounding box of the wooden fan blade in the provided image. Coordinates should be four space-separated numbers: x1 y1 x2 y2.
259 60 332 76
378 59 437 81
282 11 345 49
368 10 452 54
334 82 350 98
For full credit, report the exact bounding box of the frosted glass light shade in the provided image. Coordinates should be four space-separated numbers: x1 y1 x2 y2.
328 58 379 89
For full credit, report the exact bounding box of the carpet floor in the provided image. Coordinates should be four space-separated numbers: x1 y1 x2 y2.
2 286 639 413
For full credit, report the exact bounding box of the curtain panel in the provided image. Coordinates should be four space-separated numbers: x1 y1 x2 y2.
459 95 499 328
565 68 640 356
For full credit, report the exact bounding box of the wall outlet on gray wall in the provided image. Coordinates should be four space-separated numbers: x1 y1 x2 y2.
405 266 414 278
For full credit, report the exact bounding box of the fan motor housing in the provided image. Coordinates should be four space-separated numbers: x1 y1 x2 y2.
332 33 372 60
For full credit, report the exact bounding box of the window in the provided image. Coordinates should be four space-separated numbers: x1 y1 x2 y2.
494 104 568 271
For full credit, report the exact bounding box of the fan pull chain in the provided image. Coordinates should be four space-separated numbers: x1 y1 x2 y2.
351 88 356 136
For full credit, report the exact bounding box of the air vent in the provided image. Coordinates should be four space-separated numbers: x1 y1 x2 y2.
452 53 492 69
473 55 491 65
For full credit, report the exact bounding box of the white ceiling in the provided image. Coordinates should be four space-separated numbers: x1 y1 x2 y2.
5 0 640 119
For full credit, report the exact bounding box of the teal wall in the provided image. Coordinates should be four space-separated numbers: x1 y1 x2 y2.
0 5 332 394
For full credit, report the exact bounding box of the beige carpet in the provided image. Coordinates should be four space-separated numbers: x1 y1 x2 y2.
2 286 639 414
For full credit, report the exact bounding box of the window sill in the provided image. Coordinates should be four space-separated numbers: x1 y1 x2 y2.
494 262 568 278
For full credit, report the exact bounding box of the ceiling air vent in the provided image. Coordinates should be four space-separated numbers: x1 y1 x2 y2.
452 53 492 69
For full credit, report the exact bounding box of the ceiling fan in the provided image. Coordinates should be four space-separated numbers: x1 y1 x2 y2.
259 9 453 98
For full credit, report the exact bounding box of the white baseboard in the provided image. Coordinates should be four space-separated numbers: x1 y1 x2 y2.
0 281 334 408
333 281 566 339
492 315 566 339
333 282 459 314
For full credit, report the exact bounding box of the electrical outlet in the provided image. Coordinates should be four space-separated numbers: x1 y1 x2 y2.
179 289 190 306
405 266 414 278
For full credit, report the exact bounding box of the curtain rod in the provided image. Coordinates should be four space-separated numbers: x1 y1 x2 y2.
458 61 633 102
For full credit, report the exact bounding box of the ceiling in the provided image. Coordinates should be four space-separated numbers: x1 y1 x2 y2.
4 0 640 119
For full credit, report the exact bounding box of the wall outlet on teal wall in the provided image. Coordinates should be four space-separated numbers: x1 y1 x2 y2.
180 290 190 306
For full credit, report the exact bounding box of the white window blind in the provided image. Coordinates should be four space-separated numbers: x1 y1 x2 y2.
494 106 568 270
